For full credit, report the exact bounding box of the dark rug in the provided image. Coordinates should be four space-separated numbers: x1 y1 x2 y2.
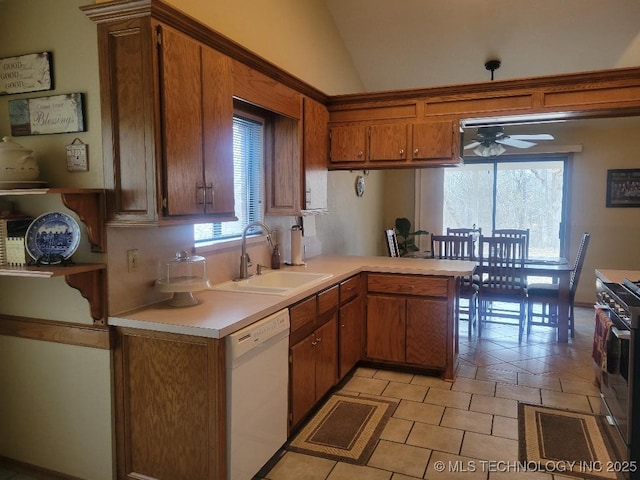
519 402 625 480
286 393 397 465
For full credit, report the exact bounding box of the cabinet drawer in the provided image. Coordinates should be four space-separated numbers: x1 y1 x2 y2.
290 296 317 334
367 274 448 297
318 285 338 317
340 275 361 304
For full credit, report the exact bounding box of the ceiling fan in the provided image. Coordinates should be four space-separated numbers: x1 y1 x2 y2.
464 126 555 157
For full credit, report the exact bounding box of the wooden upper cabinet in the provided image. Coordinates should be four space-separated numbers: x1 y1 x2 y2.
329 125 367 164
160 25 234 217
369 123 409 162
302 97 329 212
411 120 458 163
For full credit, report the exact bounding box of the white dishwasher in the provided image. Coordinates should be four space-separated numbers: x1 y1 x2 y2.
226 308 290 480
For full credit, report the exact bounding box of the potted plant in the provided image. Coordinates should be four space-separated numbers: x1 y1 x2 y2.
395 217 428 256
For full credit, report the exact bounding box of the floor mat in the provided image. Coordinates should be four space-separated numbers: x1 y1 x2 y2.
286 393 397 465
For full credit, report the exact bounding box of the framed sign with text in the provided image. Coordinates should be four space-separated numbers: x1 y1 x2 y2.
0 52 53 95
8 93 85 136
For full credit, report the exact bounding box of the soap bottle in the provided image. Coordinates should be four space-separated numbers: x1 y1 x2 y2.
271 244 281 269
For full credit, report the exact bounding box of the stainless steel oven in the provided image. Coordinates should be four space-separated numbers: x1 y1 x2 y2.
596 278 640 473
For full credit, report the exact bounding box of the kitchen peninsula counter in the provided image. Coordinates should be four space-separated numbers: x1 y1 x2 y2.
108 255 475 338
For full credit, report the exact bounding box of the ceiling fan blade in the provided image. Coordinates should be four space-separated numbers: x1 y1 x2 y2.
508 133 554 141
464 141 481 150
496 137 536 148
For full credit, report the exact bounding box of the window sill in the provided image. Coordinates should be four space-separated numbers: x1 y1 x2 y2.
194 234 267 255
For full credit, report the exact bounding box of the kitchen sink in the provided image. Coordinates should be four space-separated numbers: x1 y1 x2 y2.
212 270 333 295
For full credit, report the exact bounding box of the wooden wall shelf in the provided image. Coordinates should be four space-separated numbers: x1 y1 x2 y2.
0 188 106 253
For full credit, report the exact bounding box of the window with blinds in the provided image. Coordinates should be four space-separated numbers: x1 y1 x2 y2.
194 114 264 244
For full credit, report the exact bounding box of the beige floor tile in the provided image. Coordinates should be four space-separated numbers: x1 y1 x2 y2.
470 394 519 418
374 370 415 383
382 381 428 402
266 451 336 480
456 362 478 378
452 376 496 396
517 372 562 391
327 462 392 480
394 399 444 425
491 415 518 440
380 417 413 443
367 440 431 478
406 422 464 454
540 389 593 412
460 431 518 462
495 383 541 403
342 376 389 396
559 378 600 396
410 374 453 390
475 367 519 384
424 451 489 480
459 350 506 367
354 367 378 378
441 407 493 434
390 474 422 480
424 387 472 410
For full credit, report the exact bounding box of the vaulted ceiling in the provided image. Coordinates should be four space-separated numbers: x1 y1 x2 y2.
323 0 640 92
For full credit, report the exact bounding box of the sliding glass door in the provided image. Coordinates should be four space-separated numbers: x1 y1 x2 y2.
443 156 568 257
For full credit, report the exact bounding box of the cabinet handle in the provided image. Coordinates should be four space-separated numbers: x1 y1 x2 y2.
315 337 322 343
357 151 363 157
196 184 205 205
311 339 318 346
205 183 214 206
398 284 415 292
414 148 419 155
399 149 405 157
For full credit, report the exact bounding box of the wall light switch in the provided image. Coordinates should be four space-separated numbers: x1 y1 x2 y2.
127 249 139 273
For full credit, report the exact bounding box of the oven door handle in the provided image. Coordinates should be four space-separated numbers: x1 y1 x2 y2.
611 326 631 340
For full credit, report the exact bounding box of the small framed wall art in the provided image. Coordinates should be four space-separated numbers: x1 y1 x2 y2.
8 93 85 136
606 168 640 207
0 52 53 96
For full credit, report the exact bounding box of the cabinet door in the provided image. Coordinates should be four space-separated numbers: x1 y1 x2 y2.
405 298 447 368
329 125 367 163
290 335 316 428
266 115 301 215
339 294 364 379
303 97 329 211
159 25 205 216
411 121 456 162
201 46 235 216
314 316 338 400
366 295 405 362
369 123 409 162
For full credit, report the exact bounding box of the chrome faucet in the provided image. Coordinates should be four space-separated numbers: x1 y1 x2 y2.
238 221 273 280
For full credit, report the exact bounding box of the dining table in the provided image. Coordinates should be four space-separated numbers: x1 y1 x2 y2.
524 257 573 342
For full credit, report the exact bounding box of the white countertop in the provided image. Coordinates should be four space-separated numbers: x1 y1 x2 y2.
108 255 475 339
595 269 640 284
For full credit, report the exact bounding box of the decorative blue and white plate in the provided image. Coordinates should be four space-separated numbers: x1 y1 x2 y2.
25 211 81 261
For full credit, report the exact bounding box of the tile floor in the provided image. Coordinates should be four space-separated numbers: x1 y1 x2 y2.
0 307 613 480
261 306 613 480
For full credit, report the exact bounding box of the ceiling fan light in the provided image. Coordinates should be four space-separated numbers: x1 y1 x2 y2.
473 143 506 157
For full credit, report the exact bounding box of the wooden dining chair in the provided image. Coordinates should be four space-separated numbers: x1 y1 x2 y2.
492 228 530 259
446 227 482 259
526 232 590 338
385 229 400 257
476 235 527 343
431 234 477 336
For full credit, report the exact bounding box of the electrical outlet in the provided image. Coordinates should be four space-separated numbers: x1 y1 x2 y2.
127 249 139 273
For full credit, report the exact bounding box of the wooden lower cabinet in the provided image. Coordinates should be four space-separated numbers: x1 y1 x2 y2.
113 328 225 480
338 293 364 379
365 273 455 378
289 316 337 429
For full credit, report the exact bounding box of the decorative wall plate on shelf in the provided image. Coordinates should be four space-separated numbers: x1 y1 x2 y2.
25 211 80 265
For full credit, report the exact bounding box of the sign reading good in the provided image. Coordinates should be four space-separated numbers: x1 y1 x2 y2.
9 93 85 136
0 52 53 95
